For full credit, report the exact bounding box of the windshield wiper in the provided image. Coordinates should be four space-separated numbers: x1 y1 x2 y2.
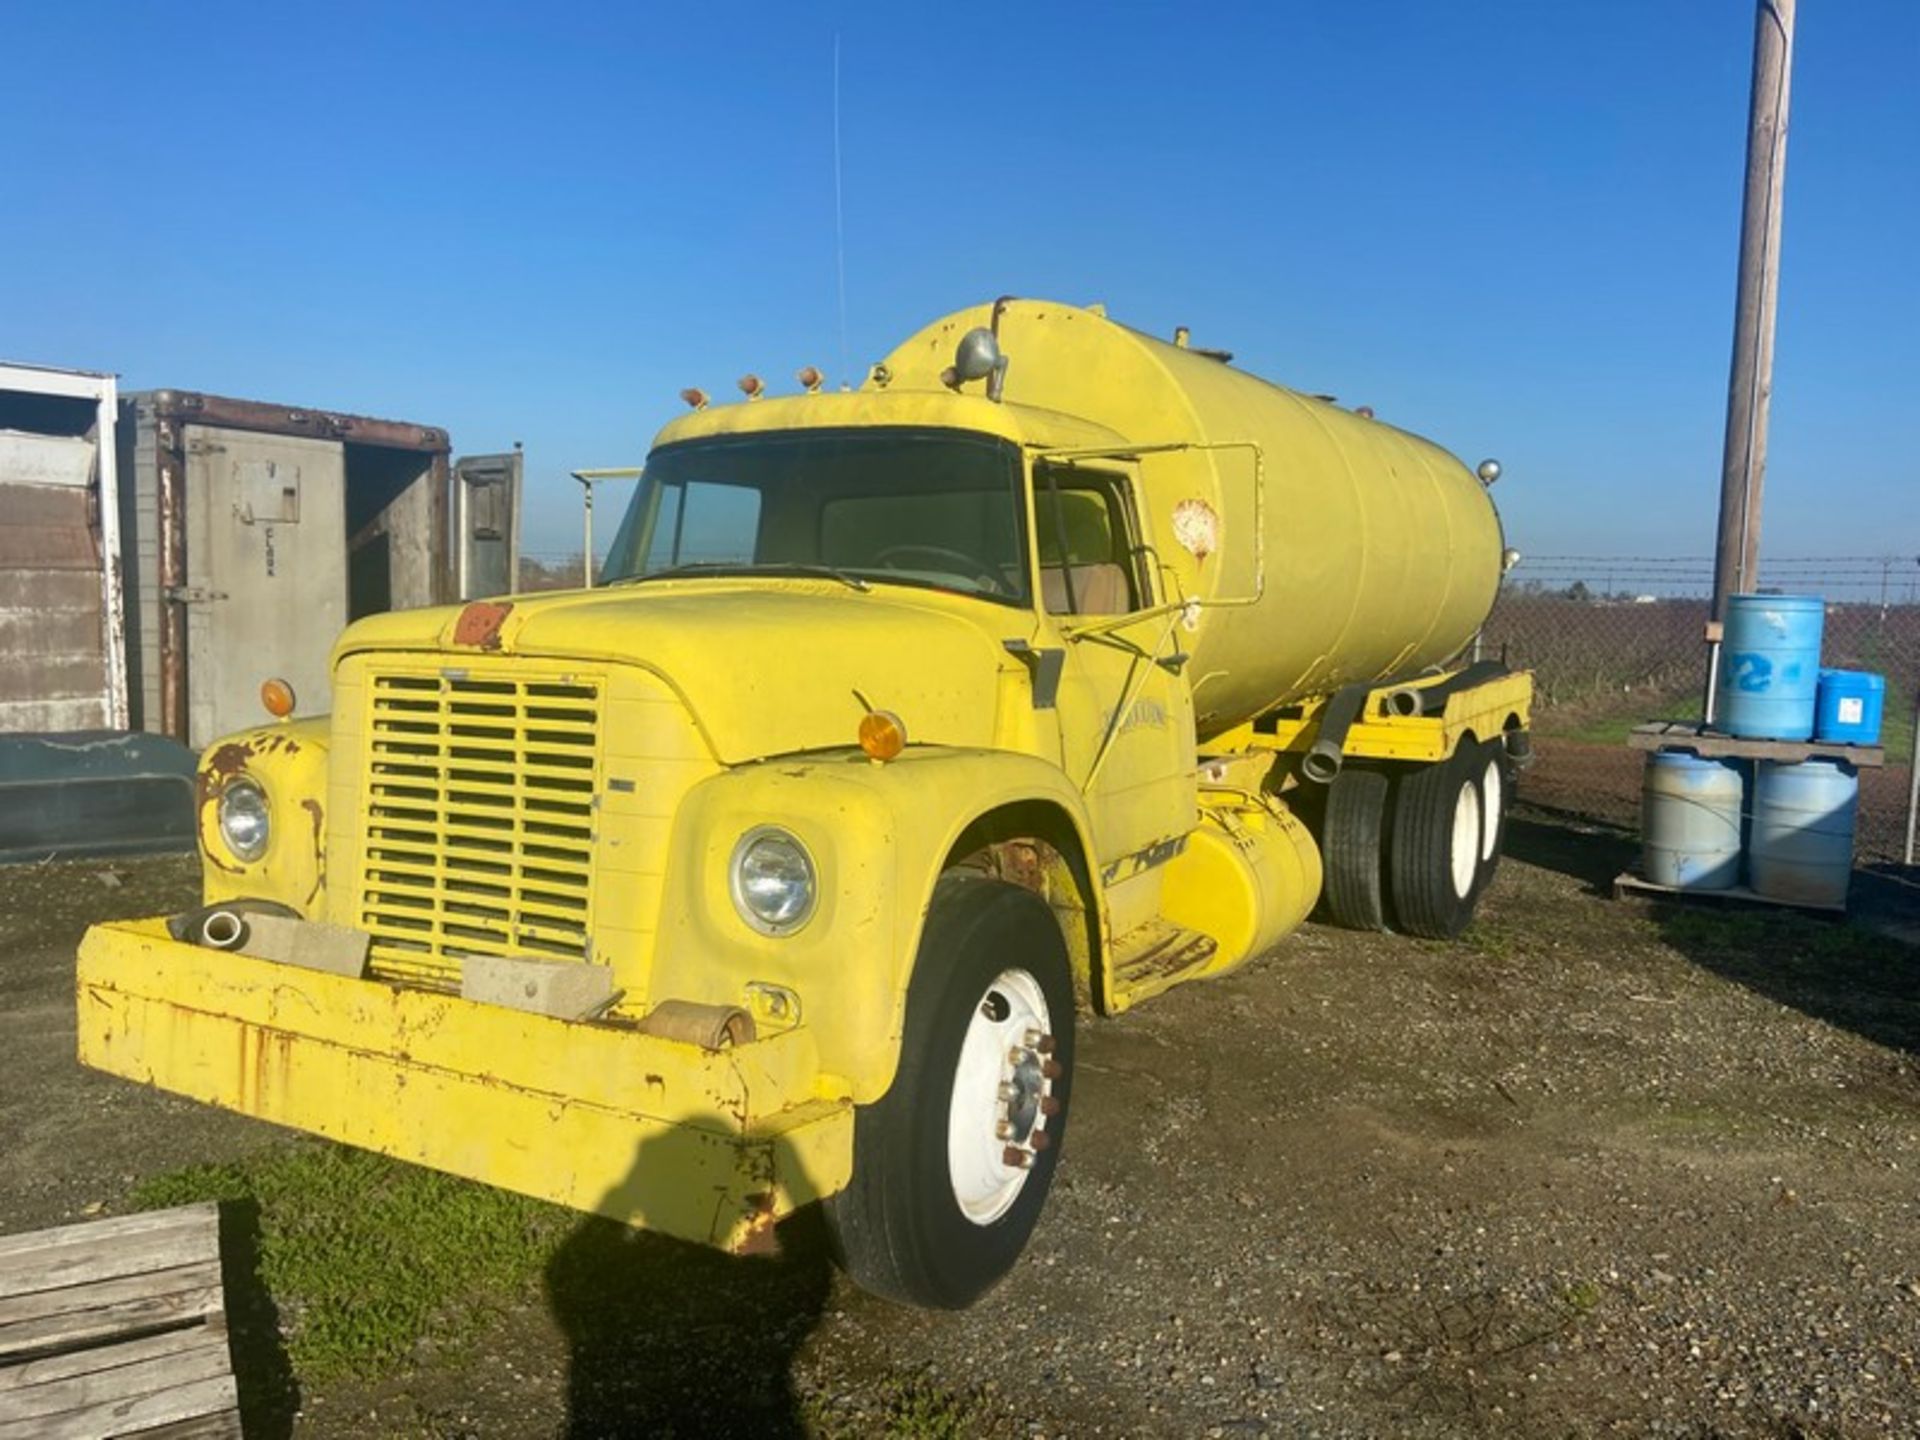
606 561 871 592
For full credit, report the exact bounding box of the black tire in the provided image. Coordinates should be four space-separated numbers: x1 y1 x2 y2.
1473 738 1513 895
825 873 1075 1309
1388 741 1487 939
1320 766 1391 931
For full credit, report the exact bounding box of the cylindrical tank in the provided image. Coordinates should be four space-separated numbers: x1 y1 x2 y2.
1640 750 1744 890
1749 758 1857 907
879 301 1504 737
1717 594 1823 740
1813 668 1885 746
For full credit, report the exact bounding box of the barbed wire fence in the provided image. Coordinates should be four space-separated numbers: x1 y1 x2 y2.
513 546 1919 866
1484 555 1920 866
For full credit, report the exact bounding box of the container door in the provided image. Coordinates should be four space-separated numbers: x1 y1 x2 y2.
0 429 110 731
183 426 346 747
453 450 522 599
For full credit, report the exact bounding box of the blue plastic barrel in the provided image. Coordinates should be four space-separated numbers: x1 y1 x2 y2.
1748 758 1857 907
1814 669 1885 746
1718 594 1824 740
1641 750 1744 890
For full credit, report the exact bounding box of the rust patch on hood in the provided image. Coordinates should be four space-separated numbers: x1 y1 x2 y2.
453 600 514 649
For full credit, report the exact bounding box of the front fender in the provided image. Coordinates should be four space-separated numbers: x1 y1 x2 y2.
648 746 1100 1105
197 718 331 915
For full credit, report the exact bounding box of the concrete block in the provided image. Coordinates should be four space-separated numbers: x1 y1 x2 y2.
236 914 369 977
462 953 614 1020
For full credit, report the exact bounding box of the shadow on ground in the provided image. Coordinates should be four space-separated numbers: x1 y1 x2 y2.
218 1199 299 1439
543 1129 835 1438
1514 811 1920 1060
1504 811 1637 896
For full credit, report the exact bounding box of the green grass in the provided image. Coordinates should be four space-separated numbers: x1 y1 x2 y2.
132 1144 571 1383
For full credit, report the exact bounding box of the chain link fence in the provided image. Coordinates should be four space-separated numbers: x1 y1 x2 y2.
1485 556 1920 865
515 548 1920 866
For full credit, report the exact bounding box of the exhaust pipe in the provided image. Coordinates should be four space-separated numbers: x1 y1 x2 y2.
198 909 248 950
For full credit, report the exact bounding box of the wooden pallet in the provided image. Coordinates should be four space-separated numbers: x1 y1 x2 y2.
1627 721 1884 768
1613 868 1847 916
0 1203 238 1438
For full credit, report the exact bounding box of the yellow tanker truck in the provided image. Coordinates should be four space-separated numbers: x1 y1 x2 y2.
76 299 1530 1308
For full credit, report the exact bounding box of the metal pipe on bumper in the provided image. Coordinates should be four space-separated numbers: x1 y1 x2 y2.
76 919 853 1255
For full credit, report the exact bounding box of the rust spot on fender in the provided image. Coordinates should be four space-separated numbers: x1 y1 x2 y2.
735 1192 782 1257
453 600 514 649
200 739 256 790
302 797 326 905
196 740 260 874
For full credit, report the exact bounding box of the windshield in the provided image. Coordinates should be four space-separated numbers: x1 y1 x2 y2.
599 427 1030 604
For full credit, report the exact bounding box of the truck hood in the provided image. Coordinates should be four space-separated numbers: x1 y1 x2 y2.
334 582 1015 765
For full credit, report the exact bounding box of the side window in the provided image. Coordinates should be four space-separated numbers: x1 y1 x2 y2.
1036 470 1145 616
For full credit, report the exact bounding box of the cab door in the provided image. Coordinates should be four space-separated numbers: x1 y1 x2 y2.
1037 463 1197 921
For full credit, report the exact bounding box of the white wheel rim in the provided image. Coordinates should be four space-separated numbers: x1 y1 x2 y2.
1480 757 1503 863
947 967 1055 1226
1450 777 1482 900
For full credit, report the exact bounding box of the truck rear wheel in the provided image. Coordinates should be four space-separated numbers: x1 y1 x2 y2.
1474 738 1512 894
826 874 1074 1309
1319 766 1391 931
1387 742 1485 939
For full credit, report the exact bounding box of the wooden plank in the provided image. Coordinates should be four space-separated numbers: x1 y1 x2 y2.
0 1264 222 1361
0 1373 236 1440
0 1321 226 1393
0 1212 217 1298
1612 869 1847 916
0 1340 231 1424
122 1412 242 1440
1627 720 1883 768
0 1206 216 1265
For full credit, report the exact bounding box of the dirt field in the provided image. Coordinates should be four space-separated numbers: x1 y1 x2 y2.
4 826 1918 1438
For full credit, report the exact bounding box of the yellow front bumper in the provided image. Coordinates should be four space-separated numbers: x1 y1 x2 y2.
77 919 853 1253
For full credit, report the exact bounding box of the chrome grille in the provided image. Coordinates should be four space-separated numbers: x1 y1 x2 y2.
360 670 600 986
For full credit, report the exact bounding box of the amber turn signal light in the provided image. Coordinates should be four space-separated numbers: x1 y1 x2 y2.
858 709 907 761
261 677 297 719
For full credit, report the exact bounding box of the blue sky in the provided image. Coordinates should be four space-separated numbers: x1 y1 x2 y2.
4 2 1914 565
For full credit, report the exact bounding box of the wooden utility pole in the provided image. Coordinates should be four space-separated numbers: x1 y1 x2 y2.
1705 0 1796 724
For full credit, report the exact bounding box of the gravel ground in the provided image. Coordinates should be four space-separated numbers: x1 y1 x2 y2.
3 821 1917 1438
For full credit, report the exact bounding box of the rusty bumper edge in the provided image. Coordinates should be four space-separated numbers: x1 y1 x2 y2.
75 918 852 1254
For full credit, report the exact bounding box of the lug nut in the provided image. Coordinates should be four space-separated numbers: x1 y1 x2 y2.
1002 1146 1033 1169
1041 1059 1063 1080
1039 1096 1061 1117
1008 1046 1029 1065
997 1081 1018 1102
995 1120 1013 1140
1030 1129 1053 1152
1034 1033 1057 1055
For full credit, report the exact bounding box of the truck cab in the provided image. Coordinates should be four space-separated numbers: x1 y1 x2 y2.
77 301 1530 1308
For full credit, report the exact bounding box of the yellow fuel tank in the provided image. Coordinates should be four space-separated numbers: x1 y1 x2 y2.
877 300 1504 738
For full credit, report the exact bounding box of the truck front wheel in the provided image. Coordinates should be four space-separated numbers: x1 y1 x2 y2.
826 874 1075 1309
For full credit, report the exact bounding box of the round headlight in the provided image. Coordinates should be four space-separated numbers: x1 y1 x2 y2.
729 827 817 935
217 778 271 862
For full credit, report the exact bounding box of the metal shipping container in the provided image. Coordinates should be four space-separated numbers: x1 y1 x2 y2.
0 362 127 732
116 391 520 747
